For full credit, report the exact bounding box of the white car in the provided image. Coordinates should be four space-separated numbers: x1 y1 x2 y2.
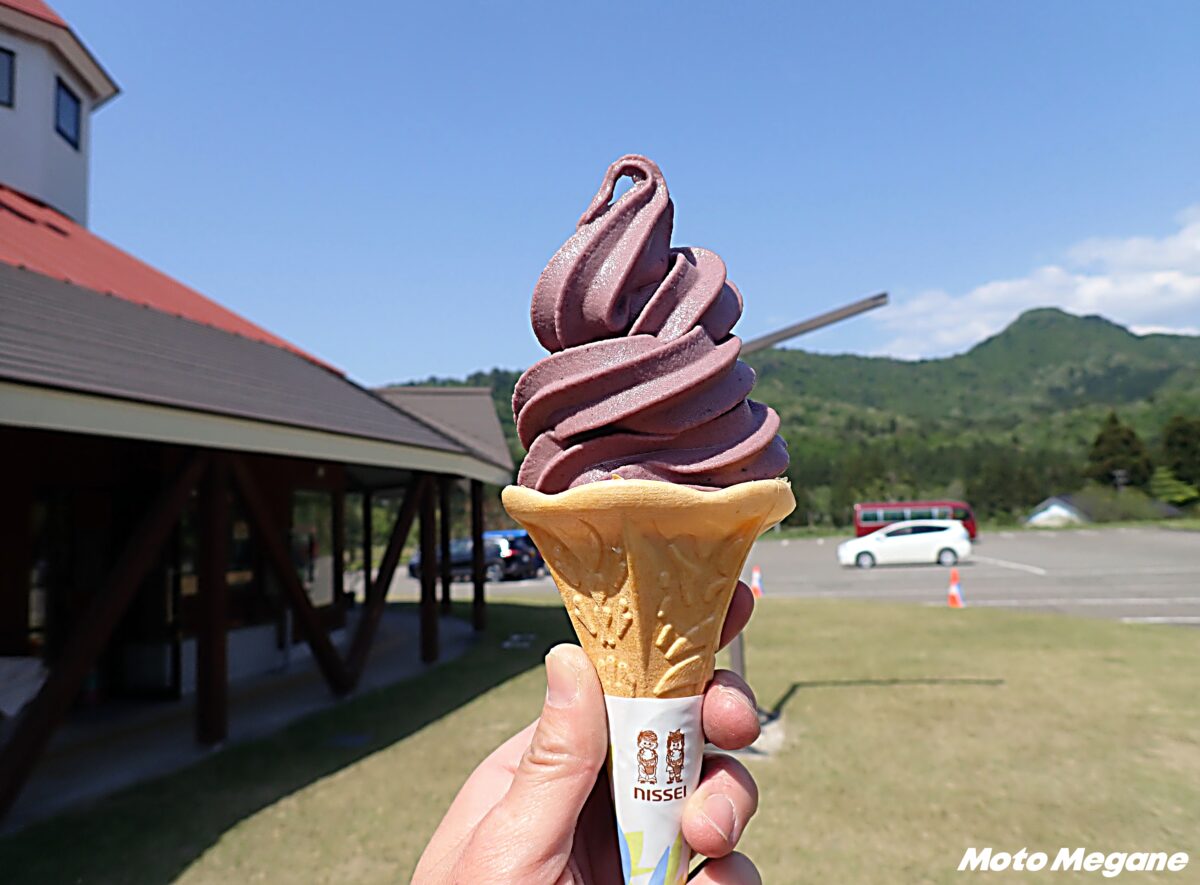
837 519 971 569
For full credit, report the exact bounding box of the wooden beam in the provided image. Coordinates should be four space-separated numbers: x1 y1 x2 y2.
229 457 352 697
345 474 428 681
438 476 452 614
196 456 229 745
0 452 208 822
419 479 438 663
332 488 346 608
471 479 486 631
361 489 372 603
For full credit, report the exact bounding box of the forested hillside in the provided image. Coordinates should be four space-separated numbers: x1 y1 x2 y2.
398 308 1200 524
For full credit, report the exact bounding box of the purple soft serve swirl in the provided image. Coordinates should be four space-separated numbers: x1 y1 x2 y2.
515 154 789 493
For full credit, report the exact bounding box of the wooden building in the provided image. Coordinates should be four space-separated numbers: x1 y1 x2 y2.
0 0 513 822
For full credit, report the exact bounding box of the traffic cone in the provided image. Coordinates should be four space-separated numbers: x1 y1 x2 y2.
947 567 964 608
750 565 763 599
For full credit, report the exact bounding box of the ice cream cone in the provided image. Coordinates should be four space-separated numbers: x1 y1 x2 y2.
502 477 795 698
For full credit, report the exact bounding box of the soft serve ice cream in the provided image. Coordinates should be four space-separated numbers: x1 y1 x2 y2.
503 155 794 885
515 154 788 493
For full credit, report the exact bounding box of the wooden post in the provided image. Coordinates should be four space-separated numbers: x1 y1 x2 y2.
196 456 229 745
0 452 208 822
438 476 452 614
419 478 438 662
361 489 372 603
471 479 486 631
332 488 345 608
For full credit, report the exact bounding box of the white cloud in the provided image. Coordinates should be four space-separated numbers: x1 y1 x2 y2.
873 206 1200 358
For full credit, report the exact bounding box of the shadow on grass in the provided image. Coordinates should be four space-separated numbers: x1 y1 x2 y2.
0 600 573 885
764 677 1005 722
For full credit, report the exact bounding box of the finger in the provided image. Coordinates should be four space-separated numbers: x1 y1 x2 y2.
717 582 754 651
682 754 759 859
702 670 760 751
413 722 541 882
453 644 607 880
689 852 762 884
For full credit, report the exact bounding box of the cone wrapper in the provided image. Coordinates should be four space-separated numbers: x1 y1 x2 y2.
607 694 703 884
503 478 795 884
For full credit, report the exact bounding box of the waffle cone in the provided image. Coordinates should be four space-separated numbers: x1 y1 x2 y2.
502 478 795 698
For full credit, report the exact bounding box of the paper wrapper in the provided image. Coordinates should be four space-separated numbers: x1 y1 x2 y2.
503 478 795 883
606 694 703 883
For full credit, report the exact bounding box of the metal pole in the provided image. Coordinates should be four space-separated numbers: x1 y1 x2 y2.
741 292 888 355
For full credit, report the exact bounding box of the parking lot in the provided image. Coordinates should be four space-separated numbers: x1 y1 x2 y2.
411 526 1200 627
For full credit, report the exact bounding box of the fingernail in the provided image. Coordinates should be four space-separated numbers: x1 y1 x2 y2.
701 793 737 843
545 646 581 708
719 683 759 718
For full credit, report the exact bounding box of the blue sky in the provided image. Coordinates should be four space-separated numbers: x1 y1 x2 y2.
61 0 1200 383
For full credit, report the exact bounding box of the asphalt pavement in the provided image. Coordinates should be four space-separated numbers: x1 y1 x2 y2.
451 526 1200 627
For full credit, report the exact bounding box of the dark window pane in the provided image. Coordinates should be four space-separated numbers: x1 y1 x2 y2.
885 527 911 537
860 509 880 523
0 49 13 106
909 508 933 520
953 507 969 520
55 78 80 148
882 509 905 522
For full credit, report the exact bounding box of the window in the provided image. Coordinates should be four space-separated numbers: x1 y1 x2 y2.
952 507 969 520
882 508 905 522
884 526 912 537
909 508 933 520
0 48 13 107
55 77 81 149
860 509 881 524
910 525 946 535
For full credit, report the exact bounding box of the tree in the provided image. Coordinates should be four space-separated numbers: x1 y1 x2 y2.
1162 415 1200 487
1149 466 1199 506
1085 412 1152 489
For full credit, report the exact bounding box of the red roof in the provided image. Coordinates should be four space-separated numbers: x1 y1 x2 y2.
0 185 337 372
0 0 66 28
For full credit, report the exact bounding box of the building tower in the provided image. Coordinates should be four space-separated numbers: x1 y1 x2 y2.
0 0 118 224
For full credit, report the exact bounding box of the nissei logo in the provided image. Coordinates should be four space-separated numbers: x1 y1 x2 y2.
958 847 1189 877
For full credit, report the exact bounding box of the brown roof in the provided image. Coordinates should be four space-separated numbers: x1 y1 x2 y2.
0 185 331 370
376 386 515 475
0 263 468 456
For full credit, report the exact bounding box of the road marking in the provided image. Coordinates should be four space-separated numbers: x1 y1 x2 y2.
972 555 1048 576
1121 616 1200 625
973 596 1200 607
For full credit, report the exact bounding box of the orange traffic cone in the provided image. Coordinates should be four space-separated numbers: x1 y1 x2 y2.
750 566 763 599
947 567 964 608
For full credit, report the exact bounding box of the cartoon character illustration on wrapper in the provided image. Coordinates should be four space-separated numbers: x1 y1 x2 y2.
665 730 685 784
636 730 659 784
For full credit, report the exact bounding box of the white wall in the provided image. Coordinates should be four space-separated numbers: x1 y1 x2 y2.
0 27 92 223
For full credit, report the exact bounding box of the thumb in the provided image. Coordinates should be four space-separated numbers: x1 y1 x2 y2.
457 643 608 881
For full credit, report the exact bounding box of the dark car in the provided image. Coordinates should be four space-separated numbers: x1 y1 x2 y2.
484 529 544 575
408 532 541 582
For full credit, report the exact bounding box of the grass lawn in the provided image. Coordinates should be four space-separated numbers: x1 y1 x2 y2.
2 598 1197 883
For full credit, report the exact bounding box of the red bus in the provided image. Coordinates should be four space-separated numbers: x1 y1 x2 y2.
853 500 977 539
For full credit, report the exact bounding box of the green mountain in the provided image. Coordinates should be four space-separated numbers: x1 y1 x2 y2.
399 308 1200 523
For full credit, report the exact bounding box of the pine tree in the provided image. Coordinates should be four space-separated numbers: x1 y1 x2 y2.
1085 412 1152 489
1162 415 1200 487
1149 466 1199 506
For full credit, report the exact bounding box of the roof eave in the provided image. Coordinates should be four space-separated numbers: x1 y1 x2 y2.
0 6 120 105
0 379 513 486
